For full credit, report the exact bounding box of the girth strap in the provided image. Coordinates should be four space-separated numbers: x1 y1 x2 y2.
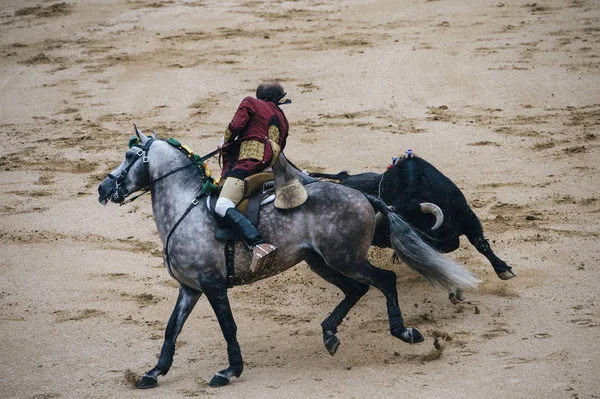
225 240 236 288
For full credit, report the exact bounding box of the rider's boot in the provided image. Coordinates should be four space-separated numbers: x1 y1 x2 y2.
223 208 277 272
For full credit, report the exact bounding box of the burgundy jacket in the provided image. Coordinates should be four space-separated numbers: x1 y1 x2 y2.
221 96 289 179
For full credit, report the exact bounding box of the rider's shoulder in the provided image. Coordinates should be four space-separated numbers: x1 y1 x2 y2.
240 96 258 104
238 96 260 109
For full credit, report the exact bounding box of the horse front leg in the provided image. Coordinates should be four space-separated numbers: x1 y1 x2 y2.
202 282 243 387
137 284 202 389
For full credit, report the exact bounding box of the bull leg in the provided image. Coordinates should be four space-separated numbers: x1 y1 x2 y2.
332 259 424 345
202 282 243 387
137 284 202 389
305 253 370 356
448 287 466 304
463 209 516 279
469 236 516 279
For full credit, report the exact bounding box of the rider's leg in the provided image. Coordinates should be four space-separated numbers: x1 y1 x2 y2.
216 178 277 272
215 177 245 217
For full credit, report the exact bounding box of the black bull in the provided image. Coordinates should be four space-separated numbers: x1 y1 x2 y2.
310 156 516 281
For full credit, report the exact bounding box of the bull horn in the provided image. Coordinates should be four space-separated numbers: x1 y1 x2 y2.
420 202 444 231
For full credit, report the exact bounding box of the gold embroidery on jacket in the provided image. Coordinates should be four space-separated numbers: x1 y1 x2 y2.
224 126 233 142
267 125 280 144
269 140 281 166
239 140 264 160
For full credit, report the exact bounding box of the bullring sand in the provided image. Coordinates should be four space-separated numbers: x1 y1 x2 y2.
0 1 598 398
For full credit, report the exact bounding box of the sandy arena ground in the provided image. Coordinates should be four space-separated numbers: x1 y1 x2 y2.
1 0 599 398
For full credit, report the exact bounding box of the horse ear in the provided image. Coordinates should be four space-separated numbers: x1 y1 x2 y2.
134 124 147 141
151 131 157 139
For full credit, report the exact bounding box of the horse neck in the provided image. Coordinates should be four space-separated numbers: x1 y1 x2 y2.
272 153 316 186
148 143 206 236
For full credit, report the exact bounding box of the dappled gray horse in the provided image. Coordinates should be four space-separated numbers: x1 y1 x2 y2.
98 128 479 389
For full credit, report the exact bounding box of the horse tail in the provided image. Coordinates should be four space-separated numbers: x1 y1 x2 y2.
364 194 480 291
308 171 351 182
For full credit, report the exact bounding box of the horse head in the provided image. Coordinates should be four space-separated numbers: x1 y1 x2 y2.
98 125 154 204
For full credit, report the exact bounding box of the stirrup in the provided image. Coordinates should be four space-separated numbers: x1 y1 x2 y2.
250 243 277 272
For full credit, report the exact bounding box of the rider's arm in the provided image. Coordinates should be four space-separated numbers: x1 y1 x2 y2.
225 97 255 143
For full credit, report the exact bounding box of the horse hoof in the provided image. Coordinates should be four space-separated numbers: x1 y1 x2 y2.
136 375 158 389
208 373 230 388
394 327 425 344
498 270 517 280
324 335 340 356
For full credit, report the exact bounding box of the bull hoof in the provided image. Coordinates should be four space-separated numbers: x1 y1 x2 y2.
324 334 340 356
393 327 425 344
497 270 517 280
136 375 158 389
208 373 230 388
449 288 466 304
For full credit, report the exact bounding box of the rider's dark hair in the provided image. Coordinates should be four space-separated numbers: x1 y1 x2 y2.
256 81 286 102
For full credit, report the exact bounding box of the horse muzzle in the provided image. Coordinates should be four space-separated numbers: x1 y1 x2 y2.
98 178 125 204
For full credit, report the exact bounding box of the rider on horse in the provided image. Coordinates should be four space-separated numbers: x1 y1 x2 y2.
216 81 290 272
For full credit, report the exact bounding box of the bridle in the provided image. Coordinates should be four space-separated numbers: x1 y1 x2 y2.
107 138 201 205
107 137 154 189
105 135 222 280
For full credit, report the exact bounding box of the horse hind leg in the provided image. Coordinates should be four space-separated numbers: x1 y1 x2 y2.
137 284 202 389
305 253 370 356
334 259 424 345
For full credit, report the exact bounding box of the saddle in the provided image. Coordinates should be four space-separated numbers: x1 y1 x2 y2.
210 172 276 240
208 170 309 286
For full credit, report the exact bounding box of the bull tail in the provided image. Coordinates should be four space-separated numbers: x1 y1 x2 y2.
365 194 480 291
308 171 350 182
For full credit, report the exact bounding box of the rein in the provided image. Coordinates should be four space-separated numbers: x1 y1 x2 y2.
378 172 385 199
117 162 197 206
